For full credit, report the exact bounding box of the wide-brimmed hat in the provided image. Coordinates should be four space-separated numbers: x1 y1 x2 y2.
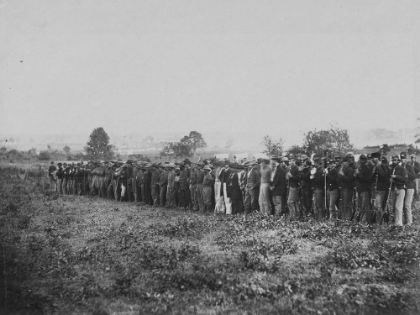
203 165 212 172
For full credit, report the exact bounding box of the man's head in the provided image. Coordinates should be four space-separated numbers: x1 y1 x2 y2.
58 163 62 167
314 157 322 167
345 152 354 164
391 155 400 166
411 154 416 162
400 152 407 164
224 161 230 170
51 161 54 164
359 154 367 165
270 156 280 167
261 159 270 167
280 156 289 167
371 152 380 164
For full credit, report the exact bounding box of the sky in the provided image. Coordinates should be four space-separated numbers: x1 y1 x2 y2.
0 0 419 146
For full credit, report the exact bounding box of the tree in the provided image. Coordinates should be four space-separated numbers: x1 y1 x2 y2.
63 145 71 155
303 124 354 158
407 144 417 155
187 131 207 152
160 141 193 159
84 127 115 160
287 145 305 157
38 150 51 161
261 135 285 157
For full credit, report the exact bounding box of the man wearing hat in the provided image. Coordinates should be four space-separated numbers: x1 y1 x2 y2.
286 157 302 221
227 164 244 214
300 159 313 217
400 152 417 227
312 158 325 220
48 161 57 191
270 157 286 217
371 152 390 223
338 152 356 220
150 164 160 207
196 163 206 212
256 159 270 214
56 163 64 194
213 161 226 214
165 164 175 207
325 159 339 220
355 155 373 223
219 161 233 214
244 161 260 214
390 154 408 230
202 165 214 212
143 164 153 205
409 154 420 196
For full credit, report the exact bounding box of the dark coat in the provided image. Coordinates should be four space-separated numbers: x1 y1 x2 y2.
391 164 408 190
271 165 287 196
226 172 242 200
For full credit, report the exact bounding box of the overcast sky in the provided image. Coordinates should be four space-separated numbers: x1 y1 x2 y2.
1 0 419 145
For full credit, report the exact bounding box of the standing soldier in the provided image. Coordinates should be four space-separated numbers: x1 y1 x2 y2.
189 163 198 211
136 163 145 204
74 163 82 195
355 155 372 223
56 163 64 194
69 163 76 195
158 164 168 207
389 155 408 231
102 161 112 199
325 159 339 220
338 153 356 221
286 157 301 221
258 158 272 215
409 154 420 197
300 159 313 217
178 163 189 209
213 161 226 214
202 165 214 212
196 163 205 212
62 163 69 194
400 152 417 227
220 162 232 214
371 152 389 223
227 164 244 214
166 164 175 207
243 161 260 214
48 161 57 191
143 164 153 205
150 164 160 207
313 158 325 220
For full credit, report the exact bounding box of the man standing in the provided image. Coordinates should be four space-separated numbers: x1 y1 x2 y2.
338 153 356 221
196 163 205 212
166 164 175 207
390 155 408 231
48 161 57 191
244 161 260 214
56 163 64 194
270 157 286 217
220 162 233 214
400 152 417 227
213 161 226 214
409 154 420 196
62 163 69 195
355 155 372 223
150 164 160 207
227 164 244 214
286 157 301 221
258 159 272 215
313 158 325 220
371 152 389 224
202 165 215 212
300 159 313 217
158 164 168 207
325 159 339 220
143 164 153 205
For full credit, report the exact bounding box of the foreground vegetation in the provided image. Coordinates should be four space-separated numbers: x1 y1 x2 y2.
1 166 419 314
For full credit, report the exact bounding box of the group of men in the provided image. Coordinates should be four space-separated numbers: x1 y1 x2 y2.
47 151 420 229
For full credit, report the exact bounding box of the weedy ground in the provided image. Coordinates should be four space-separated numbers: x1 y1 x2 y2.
1 165 419 315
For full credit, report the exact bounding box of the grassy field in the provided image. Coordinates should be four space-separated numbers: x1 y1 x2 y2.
1 165 420 315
